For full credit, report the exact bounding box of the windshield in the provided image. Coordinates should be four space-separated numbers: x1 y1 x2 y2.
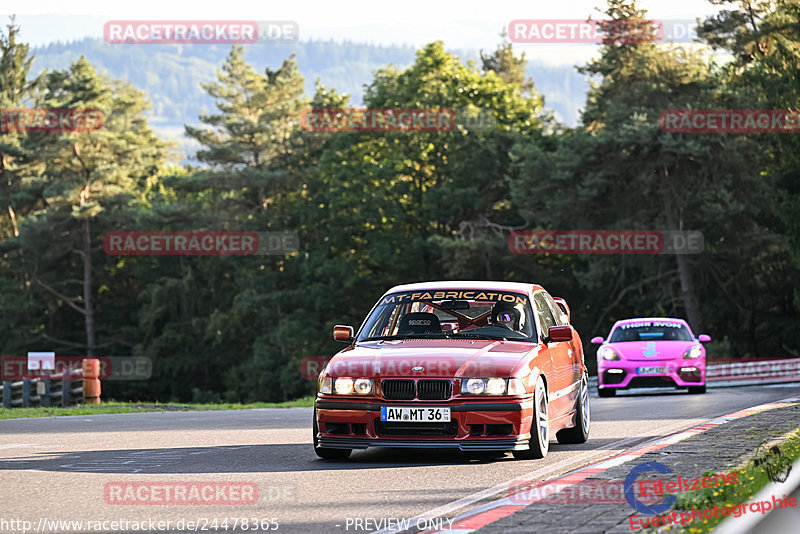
609 320 693 342
358 290 536 342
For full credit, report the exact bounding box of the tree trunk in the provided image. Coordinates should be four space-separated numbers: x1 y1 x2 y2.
663 190 703 333
82 217 96 356
674 251 703 333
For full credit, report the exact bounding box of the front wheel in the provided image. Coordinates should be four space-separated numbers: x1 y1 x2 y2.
688 385 706 394
556 376 590 444
598 387 616 398
313 409 352 460
513 376 549 460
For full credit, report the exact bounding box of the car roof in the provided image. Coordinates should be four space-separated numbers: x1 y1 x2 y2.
612 317 689 327
384 281 543 295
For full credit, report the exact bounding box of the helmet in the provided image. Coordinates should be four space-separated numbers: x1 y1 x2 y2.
492 301 525 332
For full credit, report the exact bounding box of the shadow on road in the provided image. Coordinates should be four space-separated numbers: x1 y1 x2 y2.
0 436 641 473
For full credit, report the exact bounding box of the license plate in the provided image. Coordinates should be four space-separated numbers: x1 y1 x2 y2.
637 366 667 375
380 406 451 422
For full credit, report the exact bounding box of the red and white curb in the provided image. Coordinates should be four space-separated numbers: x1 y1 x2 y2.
374 395 800 534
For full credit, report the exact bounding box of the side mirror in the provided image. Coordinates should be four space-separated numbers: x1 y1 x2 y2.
333 325 354 342
590 336 604 344
698 334 711 342
548 325 573 342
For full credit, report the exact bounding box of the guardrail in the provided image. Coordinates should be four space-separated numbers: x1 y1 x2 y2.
588 358 800 393
1 373 84 409
706 358 800 386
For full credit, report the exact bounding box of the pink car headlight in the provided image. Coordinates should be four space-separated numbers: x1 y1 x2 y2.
683 346 703 359
599 347 620 360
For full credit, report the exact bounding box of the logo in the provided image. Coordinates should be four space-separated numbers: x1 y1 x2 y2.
408 320 431 326
754 445 793 483
642 342 660 358
412 366 424 372
624 462 676 515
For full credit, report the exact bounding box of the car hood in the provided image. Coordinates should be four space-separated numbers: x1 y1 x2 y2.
326 339 536 378
605 340 701 361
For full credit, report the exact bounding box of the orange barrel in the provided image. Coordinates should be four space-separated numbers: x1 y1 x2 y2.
83 378 101 403
82 358 101 379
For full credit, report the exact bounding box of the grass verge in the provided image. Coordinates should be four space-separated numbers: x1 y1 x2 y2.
0 396 315 419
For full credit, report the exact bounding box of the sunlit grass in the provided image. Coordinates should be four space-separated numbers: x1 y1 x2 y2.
0 396 315 418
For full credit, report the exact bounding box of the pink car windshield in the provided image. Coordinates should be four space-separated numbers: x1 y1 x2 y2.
609 321 693 342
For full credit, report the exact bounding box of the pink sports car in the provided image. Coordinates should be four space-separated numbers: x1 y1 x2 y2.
592 317 711 397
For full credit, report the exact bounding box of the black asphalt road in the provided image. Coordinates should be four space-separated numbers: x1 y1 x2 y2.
1 384 799 534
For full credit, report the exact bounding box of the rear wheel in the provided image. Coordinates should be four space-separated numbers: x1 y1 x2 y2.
557 376 590 444
513 377 549 460
313 409 352 460
598 387 616 398
688 385 706 394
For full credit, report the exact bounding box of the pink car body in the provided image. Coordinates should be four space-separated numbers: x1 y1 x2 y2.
592 317 711 396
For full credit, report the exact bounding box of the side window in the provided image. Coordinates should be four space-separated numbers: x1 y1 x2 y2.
533 293 557 339
543 293 568 326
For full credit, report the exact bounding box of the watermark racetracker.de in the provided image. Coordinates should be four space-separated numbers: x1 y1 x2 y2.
508 19 698 44
301 356 499 380
103 231 299 256
104 20 298 44
508 230 703 255
2 355 151 380
104 482 258 505
660 109 800 133
1 108 103 133
300 108 496 133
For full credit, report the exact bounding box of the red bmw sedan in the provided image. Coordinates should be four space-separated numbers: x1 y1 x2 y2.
313 281 590 460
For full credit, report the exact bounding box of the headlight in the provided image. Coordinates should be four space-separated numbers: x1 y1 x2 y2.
683 346 703 359
354 378 373 394
599 347 620 360
320 377 332 394
464 378 486 395
486 378 507 395
508 378 526 395
461 378 510 395
334 377 354 394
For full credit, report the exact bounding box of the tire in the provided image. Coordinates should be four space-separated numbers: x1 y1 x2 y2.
557 376 590 444
513 376 549 460
688 385 706 394
313 409 352 460
598 387 616 398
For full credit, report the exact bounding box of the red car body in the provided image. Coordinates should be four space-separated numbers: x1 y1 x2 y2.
313 281 590 459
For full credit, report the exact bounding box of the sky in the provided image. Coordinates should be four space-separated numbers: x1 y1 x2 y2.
2 0 724 64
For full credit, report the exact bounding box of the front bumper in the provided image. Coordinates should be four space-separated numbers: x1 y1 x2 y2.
598 359 705 389
315 397 533 451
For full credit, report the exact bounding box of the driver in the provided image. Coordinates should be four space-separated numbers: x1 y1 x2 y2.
491 301 526 333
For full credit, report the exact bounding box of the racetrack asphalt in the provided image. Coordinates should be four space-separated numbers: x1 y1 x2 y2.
1 383 799 533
